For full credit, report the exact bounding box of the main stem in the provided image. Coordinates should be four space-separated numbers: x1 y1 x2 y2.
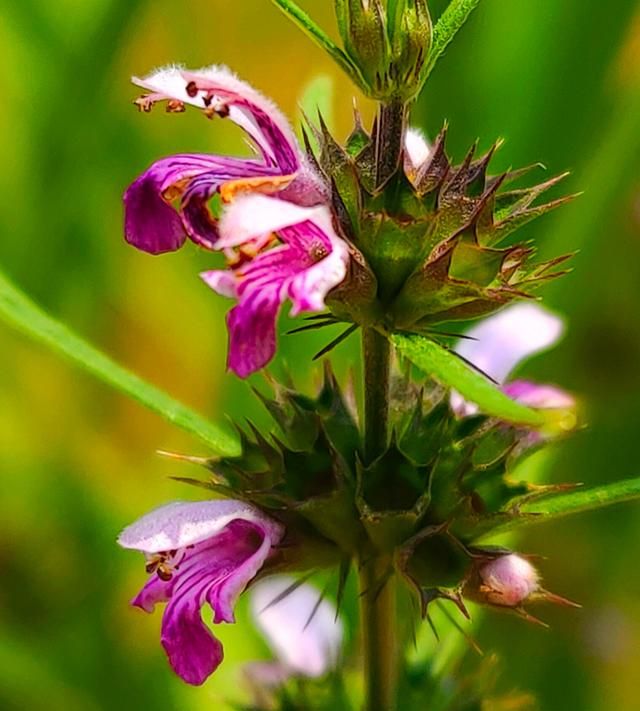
360 328 397 711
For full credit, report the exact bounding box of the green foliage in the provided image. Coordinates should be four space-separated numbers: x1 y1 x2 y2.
476 477 640 539
424 0 483 80
391 333 544 426
0 269 240 456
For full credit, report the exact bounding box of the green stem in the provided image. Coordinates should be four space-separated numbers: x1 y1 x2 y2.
359 555 398 711
375 99 407 189
362 328 391 463
360 328 397 710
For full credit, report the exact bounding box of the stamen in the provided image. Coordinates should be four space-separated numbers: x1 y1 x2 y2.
185 81 199 98
166 100 186 113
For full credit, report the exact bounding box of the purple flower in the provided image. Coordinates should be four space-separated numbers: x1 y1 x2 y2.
123 65 327 254
123 66 350 378
118 500 283 686
451 302 574 417
248 575 343 681
201 195 349 378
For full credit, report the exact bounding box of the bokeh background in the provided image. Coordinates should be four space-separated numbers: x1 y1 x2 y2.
1 0 639 709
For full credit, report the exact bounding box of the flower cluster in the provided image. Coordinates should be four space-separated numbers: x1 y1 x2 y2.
120 35 580 707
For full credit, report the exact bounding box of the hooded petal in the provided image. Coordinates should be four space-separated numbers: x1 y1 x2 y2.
133 65 300 172
118 499 283 553
202 195 349 377
250 576 343 678
454 303 564 384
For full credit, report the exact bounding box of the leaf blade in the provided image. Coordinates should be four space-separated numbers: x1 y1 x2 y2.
0 269 240 456
478 477 640 539
391 332 544 426
423 0 482 81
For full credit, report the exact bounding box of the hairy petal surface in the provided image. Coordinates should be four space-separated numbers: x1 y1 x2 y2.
124 66 326 254
119 501 283 685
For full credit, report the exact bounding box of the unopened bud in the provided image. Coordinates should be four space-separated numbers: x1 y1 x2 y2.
335 0 432 101
463 553 581 623
476 554 540 607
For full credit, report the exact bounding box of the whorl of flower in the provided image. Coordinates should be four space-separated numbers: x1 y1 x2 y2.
451 302 574 417
248 575 343 680
202 196 349 377
123 65 327 254
118 500 283 686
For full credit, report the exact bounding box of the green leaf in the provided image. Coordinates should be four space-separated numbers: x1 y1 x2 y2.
0 269 240 456
422 0 482 81
270 0 366 90
479 477 640 539
391 332 544 427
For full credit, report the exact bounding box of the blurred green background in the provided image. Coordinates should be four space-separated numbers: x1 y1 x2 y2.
1 0 639 709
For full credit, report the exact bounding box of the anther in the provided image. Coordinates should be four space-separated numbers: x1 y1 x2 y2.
185 81 199 98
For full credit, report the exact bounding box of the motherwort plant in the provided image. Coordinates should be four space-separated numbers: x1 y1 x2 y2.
1 2 639 710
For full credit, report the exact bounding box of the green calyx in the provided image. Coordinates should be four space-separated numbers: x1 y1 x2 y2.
335 0 433 102
170 364 578 619
309 117 575 332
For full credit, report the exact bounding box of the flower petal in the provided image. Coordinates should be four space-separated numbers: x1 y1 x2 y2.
134 65 300 172
117 499 283 553
250 576 343 678
161 572 224 685
131 574 171 613
404 127 431 177
124 154 274 254
454 303 564 384
218 194 335 249
503 380 575 410
224 285 282 378
206 196 349 377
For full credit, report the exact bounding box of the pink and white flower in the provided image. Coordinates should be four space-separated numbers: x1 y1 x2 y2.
202 195 349 377
451 302 574 417
123 66 350 377
248 575 344 681
124 65 326 253
118 500 283 686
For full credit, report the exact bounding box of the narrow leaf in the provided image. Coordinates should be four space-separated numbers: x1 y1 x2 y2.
423 0 482 80
270 0 365 89
391 332 544 427
481 477 640 538
0 269 240 456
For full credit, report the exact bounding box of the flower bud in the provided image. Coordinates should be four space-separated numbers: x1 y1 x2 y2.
335 0 432 101
474 554 540 607
463 552 581 623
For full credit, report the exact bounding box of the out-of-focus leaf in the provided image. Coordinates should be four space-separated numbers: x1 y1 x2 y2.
478 477 640 538
391 332 544 427
0 269 240 456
